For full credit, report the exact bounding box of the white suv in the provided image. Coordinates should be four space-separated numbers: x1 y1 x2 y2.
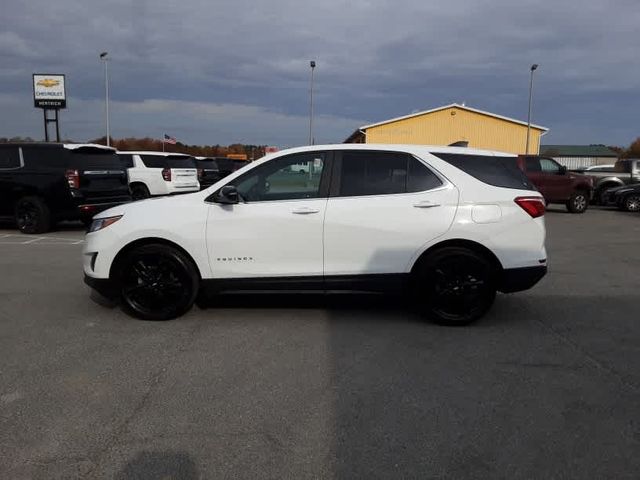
118 151 200 199
84 145 547 325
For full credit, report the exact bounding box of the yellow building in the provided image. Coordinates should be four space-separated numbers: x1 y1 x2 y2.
345 103 548 155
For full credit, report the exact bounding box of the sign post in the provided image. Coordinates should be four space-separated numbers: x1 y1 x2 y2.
33 74 66 142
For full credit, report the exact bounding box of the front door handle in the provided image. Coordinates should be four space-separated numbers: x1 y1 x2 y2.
413 201 441 209
292 207 320 215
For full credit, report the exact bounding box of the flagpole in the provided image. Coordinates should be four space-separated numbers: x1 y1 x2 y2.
162 134 165 153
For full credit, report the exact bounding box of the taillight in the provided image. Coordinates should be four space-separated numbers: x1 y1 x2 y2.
65 169 80 189
515 196 545 218
197 168 203 179
162 168 172 181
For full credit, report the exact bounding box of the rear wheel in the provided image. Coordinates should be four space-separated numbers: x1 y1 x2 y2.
566 190 589 213
116 243 199 320
15 196 51 234
623 194 640 212
414 247 497 326
131 184 150 201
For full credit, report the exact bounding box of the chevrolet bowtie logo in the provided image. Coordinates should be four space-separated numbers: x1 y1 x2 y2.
37 79 60 88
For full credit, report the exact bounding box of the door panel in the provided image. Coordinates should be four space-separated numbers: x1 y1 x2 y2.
323 151 458 275
206 199 326 278
206 151 330 279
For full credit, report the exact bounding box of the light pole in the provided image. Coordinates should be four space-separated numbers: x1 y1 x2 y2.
525 63 538 155
99 52 110 147
308 60 316 145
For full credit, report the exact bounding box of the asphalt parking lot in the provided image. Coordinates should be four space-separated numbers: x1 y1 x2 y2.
1 208 639 479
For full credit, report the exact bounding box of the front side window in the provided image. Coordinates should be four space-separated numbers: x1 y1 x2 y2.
231 152 326 202
540 158 561 174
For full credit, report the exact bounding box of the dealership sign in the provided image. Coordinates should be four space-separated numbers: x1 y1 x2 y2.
33 74 66 108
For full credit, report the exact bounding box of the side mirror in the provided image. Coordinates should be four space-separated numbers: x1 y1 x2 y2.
559 165 567 175
215 185 240 204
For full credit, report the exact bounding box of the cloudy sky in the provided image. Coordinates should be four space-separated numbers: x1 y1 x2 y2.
1 0 639 147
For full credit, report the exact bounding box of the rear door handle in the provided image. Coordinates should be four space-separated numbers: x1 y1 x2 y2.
413 201 441 208
292 207 320 215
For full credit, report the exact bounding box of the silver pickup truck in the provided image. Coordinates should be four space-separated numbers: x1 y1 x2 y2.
575 159 640 203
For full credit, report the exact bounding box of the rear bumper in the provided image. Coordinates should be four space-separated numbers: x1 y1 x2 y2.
84 274 118 299
499 265 547 293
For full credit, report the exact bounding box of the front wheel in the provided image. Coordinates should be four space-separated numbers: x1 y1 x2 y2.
566 191 589 214
414 247 497 326
623 194 640 212
116 243 199 320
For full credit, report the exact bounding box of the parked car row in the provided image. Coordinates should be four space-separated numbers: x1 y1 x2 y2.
0 143 250 233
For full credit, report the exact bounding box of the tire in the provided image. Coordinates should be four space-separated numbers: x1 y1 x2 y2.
115 243 199 320
566 190 589 214
130 184 151 201
623 194 640 212
14 196 52 234
413 246 497 326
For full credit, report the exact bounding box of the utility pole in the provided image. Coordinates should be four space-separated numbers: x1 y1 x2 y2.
100 52 111 146
308 60 316 145
526 63 539 155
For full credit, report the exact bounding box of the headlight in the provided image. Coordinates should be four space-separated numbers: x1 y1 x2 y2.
89 215 122 233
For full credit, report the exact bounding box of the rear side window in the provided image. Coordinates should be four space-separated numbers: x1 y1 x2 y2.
0 146 21 169
141 155 196 168
614 161 631 173
433 153 534 190
336 151 442 197
22 147 69 168
525 157 541 172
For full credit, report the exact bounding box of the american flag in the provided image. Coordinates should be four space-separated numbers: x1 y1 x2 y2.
163 134 177 145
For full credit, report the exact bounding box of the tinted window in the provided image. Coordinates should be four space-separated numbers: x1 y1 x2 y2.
196 159 219 171
407 156 442 192
67 148 124 169
614 161 631 173
22 146 69 168
339 151 408 196
0 146 21 169
434 153 534 190
231 153 326 202
118 154 134 168
525 157 541 172
141 155 196 168
540 158 561 173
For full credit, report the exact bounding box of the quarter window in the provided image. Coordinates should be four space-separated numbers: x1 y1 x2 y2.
231 153 326 202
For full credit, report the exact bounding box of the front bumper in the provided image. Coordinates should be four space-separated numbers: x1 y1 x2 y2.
499 265 547 293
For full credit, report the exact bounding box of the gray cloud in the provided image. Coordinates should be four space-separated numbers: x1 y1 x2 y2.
1 0 639 146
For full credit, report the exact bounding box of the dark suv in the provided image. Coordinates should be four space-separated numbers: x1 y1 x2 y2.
0 143 131 233
517 156 593 213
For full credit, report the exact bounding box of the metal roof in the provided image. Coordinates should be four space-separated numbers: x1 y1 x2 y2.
359 103 549 132
540 145 618 157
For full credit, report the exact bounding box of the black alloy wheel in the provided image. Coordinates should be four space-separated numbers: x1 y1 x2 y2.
118 244 199 320
624 194 640 212
417 247 497 326
15 196 51 234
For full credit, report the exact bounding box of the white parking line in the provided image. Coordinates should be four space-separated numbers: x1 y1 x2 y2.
21 237 44 244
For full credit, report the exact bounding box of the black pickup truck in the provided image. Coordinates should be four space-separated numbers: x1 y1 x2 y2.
0 143 131 233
